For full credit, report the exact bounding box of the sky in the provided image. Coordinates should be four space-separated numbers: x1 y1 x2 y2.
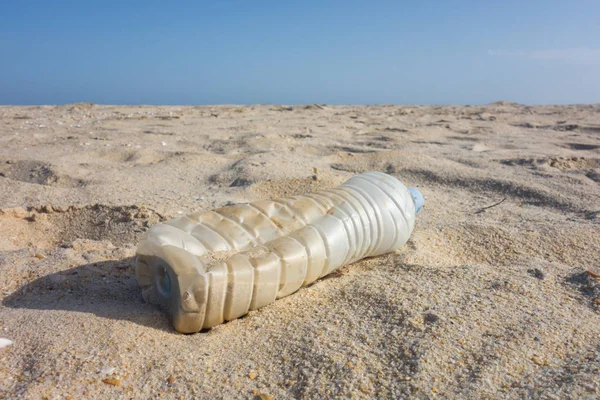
1 1 599 105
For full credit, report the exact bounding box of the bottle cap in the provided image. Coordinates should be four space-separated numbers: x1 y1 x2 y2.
408 187 424 215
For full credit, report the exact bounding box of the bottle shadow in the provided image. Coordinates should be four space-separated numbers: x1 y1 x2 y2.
2 257 176 333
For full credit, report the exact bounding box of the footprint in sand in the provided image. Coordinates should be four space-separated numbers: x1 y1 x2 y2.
0 160 88 188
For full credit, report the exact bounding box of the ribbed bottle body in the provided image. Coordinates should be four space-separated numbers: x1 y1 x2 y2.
136 172 417 332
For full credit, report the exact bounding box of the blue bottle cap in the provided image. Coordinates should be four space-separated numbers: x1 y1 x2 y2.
408 187 424 215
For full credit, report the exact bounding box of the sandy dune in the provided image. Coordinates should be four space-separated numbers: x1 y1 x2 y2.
1 103 599 399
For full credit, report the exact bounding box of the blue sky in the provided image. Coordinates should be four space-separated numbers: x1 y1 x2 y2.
1 1 599 105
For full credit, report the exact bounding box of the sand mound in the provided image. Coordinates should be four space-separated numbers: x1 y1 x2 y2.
0 204 163 251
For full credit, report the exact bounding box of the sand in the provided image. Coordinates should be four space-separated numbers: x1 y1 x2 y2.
0 103 599 399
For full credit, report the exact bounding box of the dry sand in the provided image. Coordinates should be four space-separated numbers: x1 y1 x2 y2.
0 103 599 399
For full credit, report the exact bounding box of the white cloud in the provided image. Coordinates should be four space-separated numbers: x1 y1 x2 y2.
488 48 600 63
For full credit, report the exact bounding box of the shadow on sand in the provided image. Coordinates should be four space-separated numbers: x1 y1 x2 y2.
2 257 176 332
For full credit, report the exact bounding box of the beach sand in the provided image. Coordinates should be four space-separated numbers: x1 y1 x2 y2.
1 103 599 399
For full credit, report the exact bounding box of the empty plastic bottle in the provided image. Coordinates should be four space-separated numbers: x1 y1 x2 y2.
136 171 424 333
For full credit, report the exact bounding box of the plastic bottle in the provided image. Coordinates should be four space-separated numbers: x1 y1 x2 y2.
136 172 424 333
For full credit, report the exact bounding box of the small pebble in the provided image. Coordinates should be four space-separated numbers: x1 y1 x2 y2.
0 338 13 349
531 356 547 366
102 378 121 386
101 367 115 375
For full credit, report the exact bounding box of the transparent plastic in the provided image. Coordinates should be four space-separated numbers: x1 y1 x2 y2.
136 172 424 333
